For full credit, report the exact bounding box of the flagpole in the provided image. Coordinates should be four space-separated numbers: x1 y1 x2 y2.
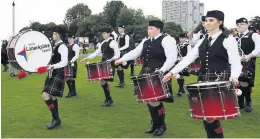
12 1 15 35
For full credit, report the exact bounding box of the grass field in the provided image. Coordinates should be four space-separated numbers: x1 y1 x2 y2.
1 52 260 138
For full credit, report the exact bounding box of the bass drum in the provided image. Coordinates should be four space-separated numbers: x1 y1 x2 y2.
7 30 52 72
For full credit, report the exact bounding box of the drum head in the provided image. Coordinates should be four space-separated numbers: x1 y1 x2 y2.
14 31 52 72
239 81 249 87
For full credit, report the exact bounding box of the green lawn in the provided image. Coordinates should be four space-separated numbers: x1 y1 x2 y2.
1 56 260 138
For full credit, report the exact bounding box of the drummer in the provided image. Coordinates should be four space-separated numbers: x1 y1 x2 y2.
115 20 177 136
80 27 120 107
163 10 242 138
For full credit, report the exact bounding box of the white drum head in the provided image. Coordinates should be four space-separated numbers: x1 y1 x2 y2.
14 31 52 72
188 81 229 86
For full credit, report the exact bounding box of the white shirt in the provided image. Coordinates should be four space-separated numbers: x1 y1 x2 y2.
118 33 130 51
238 30 260 57
111 31 118 41
70 43 80 63
52 40 68 69
82 38 120 60
170 30 242 78
96 42 101 48
120 33 177 73
191 30 206 46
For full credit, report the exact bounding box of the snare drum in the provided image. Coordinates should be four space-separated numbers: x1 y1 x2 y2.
131 73 169 102
7 30 52 72
238 61 254 87
186 81 240 121
189 58 200 74
136 57 143 66
86 61 113 81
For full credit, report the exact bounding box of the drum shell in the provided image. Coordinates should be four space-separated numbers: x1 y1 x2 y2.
7 34 23 70
131 73 169 103
86 62 114 81
186 81 240 120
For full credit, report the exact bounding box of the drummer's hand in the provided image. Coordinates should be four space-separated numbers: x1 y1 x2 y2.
230 76 239 86
46 65 54 71
115 60 123 65
80 59 86 64
162 72 174 82
163 73 181 82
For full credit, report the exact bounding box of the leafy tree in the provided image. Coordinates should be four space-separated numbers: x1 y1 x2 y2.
102 1 126 28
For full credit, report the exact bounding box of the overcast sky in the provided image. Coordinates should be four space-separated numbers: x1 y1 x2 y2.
0 0 259 40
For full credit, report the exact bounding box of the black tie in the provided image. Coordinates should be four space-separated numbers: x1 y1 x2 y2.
152 38 155 42
239 33 244 38
208 37 212 48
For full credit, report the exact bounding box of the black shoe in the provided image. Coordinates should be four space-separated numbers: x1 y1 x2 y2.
10 73 16 77
145 127 156 134
177 91 182 97
101 99 113 107
65 92 77 98
101 100 108 106
115 83 121 87
3 66 9 72
163 95 174 103
119 82 125 88
105 99 113 106
46 118 61 129
177 88 185 97
239 105 245 109
245 102 252 112
116 83 125 88
153 125 167 136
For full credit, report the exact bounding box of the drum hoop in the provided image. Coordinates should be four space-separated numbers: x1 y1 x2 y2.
191 113 240 119
137 94 169 102
185 81 231 87
186 85 231 90
133 73 161 79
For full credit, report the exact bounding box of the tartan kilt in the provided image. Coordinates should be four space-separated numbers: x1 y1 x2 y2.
197 70 231 82
42 68 65 97
137 67 173 103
